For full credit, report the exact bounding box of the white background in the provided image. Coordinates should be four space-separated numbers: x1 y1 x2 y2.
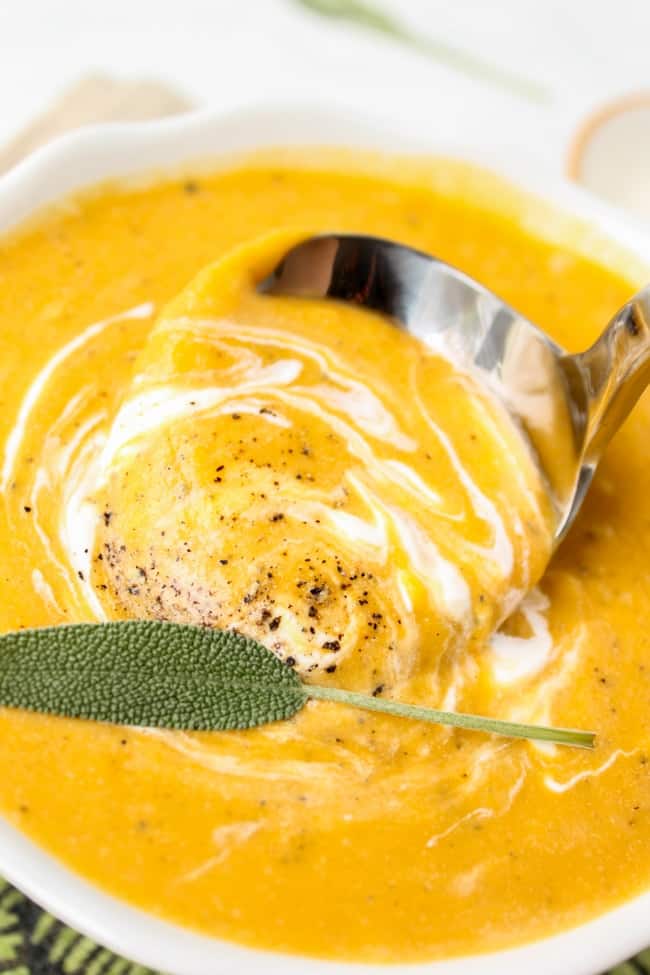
1 0 649 180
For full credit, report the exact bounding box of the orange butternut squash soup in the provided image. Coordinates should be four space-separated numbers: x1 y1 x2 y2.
0 152 648 963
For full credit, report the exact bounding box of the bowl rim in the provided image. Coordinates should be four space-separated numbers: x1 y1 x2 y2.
1 99 650 975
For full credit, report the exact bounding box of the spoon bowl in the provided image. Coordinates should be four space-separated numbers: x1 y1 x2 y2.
261 233 650 544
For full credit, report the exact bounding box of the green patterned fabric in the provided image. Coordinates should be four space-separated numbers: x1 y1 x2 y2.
0 873 648 975
0 878 159 975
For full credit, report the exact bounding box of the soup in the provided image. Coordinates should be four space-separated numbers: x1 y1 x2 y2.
0 153 648 963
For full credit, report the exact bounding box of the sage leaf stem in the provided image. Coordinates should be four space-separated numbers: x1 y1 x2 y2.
305 683 595 749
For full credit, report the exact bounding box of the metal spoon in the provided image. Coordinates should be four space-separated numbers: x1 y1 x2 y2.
260 233 650 545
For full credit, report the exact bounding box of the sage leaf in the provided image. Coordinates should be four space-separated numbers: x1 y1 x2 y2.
0 620 595 748
0 620 306 730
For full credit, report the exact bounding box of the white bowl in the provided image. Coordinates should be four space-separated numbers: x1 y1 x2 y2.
1 103 650 975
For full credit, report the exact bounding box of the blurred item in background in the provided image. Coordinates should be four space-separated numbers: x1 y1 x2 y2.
1 0 649 220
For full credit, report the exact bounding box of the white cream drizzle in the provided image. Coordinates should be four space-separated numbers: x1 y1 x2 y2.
58 421 109 620
175 318 417 451
140 727 375 783
454 370 547 533
451 862 488 898
425 806 492 848
488 588 553 684
426 761 527 848
30 568 60 612
423 418 514 576
342 471 474 627
179 822 262 884
0 303 153 493
544 748 637 794
286 499 388 554
410 359 543 598
386 504 472 625
101 359 300 470
309 381 416 452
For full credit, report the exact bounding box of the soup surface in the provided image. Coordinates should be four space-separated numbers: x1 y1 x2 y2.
0 153 649 963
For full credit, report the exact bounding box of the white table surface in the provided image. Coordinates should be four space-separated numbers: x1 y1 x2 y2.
0 0 648 183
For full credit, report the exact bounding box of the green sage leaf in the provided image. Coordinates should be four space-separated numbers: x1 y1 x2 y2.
0 620 306 730
0 620 595 748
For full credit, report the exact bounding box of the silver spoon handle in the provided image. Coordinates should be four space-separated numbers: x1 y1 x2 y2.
567 286 650 463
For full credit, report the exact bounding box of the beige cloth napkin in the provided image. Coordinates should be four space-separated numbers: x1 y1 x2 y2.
0 75 193 176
